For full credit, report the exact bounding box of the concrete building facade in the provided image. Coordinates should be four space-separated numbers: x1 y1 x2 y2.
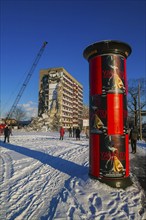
38 67 83 129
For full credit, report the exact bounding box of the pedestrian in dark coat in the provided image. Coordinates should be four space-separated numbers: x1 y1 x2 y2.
59 127 65 140
129 126 139 154
73 127 76 138
4 125 11 143
76 127 81 140
68 127 72 137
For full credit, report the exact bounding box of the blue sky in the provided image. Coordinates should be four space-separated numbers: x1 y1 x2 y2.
0 0 146 118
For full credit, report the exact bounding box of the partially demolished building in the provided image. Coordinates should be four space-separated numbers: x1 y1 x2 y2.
38 67 83 129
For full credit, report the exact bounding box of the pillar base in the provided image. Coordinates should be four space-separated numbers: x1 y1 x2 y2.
89 174 133 189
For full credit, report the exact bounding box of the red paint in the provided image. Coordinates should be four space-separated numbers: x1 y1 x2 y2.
90 56 102 95
107 94 123 135
90 134 100 176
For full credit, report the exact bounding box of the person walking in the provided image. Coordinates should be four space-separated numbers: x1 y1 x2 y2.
129 126 139 154
4 125 11 143
73 127 76 138
68 127 72 137
76 127 81 140
59 126 65 140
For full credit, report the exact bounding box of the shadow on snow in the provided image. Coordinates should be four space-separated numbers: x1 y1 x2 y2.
0 141 88 180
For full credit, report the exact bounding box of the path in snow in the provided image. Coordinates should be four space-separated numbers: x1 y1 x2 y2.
0 131 146 220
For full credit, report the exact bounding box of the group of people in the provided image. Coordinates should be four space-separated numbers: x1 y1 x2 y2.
2 124 140 155
60 125 140 153
59 126 81 140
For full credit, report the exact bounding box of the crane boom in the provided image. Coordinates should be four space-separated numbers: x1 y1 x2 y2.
6 41 48 119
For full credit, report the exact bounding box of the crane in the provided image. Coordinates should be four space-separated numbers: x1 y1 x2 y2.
6 41 48 120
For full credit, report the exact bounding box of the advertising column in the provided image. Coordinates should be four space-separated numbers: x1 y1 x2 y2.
83 40 133 188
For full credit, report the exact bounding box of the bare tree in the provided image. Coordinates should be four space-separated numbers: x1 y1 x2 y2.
128 78 146 127
12 107 27 122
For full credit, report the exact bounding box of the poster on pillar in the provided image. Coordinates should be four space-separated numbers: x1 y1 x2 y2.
90 95 107 135
100 134 126 178
101 55 126 94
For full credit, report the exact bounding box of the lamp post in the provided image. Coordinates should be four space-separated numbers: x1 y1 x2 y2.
83 40 133 188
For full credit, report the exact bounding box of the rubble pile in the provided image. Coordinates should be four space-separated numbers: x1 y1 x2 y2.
25 113 50 131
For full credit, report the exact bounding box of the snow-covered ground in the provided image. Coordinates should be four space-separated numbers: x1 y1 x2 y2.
0 131 146 220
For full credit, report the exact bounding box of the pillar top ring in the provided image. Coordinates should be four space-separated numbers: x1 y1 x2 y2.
83 40 132 61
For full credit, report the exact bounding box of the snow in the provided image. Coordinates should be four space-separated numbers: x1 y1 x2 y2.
0 131 146 220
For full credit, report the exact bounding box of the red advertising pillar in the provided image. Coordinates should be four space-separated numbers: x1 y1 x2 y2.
83 40 133 188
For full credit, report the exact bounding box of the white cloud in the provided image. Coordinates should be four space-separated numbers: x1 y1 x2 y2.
18 101 38 119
